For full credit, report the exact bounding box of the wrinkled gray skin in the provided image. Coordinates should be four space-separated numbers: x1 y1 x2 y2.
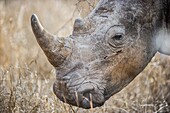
31 0 170 109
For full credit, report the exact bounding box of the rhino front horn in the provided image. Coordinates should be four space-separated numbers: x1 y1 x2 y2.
31 14 72 67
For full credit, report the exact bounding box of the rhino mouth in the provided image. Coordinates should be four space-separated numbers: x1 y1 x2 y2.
53 86 105 109
53 71 106 109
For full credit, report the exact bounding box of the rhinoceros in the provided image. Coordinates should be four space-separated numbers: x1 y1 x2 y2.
31 0 170 109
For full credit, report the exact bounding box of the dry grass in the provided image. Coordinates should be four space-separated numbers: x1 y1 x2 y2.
0 0 170 113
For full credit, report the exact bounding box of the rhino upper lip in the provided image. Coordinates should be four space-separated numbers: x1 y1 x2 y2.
81 96 104 109
58 90 104 109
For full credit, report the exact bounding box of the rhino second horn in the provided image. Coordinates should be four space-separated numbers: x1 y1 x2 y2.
31 14 71 67
73 18 84 35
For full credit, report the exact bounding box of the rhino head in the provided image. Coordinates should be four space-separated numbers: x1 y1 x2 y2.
31 0 170 109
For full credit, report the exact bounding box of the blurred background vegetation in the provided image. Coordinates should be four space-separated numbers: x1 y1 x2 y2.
0 0 170 112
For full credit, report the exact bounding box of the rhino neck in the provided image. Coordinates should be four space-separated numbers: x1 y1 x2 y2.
162 0 170 30
155 0 170 55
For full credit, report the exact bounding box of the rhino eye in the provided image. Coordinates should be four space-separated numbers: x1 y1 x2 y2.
105 25 126 48
112 34 123 40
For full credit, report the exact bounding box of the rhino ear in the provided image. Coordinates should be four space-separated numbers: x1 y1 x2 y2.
157 31 170 55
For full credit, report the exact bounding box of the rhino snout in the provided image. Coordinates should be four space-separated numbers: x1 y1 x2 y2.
53 77 106 109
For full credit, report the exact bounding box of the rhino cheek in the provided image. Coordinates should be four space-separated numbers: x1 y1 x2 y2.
102 41 156 99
